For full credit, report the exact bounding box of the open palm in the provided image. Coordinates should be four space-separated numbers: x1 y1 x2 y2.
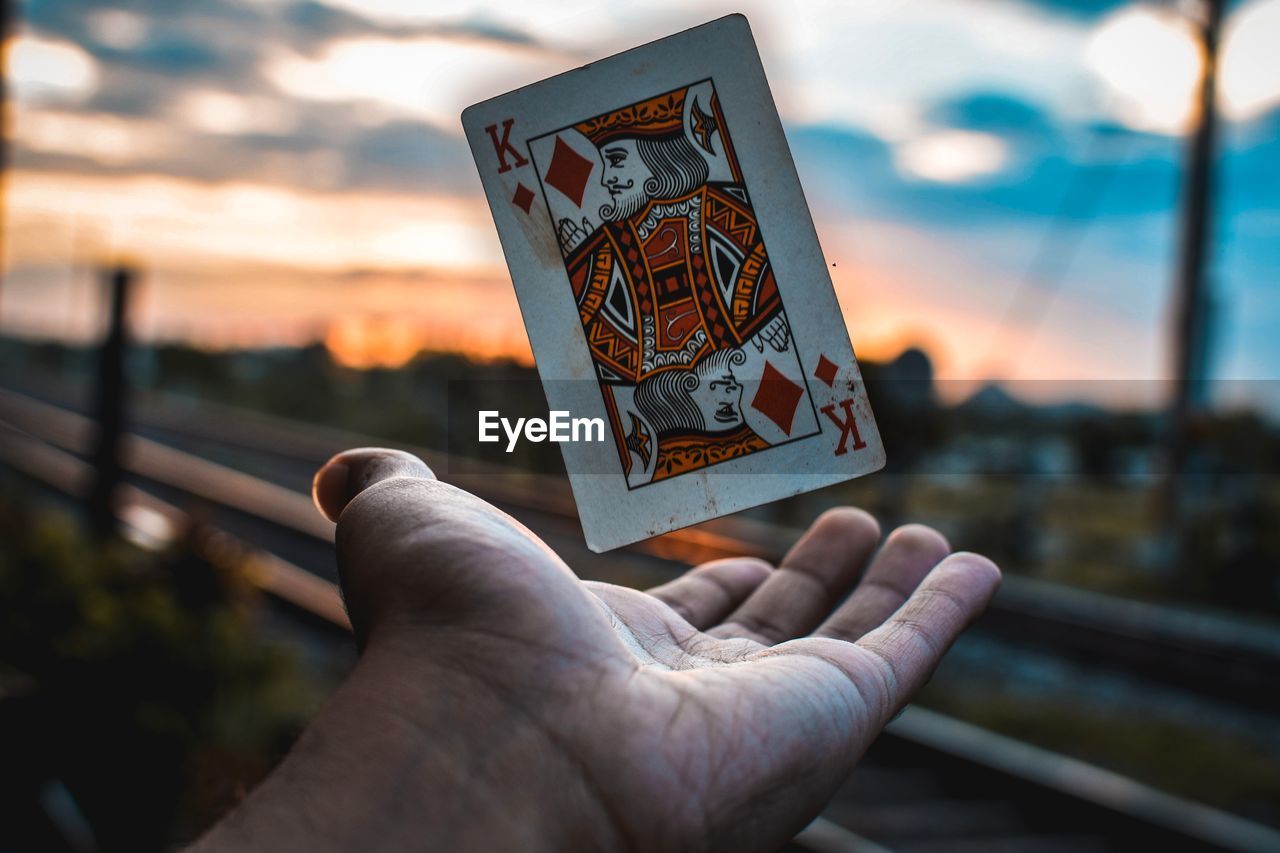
197 448 999 853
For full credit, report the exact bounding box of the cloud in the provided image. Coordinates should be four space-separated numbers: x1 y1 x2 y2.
8 0 1279 383
767 0 1096 132
99 28 229 76
894 131 1009 184
1221 0 1280 121
13 0 547 197
6 169 500 273
260 34 566 125
9 34 100 104
926 92 1056 140
1084 5 1203 134
281 1 541 52
787 89 1182 380
27 0 262 72
1221 109 1280 215
11 100 479 196
792 88 1189 225
790 71 1280 382
13 0 572 199
345 120 475 192
26 0 555 86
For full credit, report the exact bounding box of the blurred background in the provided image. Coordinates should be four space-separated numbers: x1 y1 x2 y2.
0 0 1277 850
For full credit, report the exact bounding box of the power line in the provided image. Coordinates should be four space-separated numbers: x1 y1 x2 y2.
979 124 1136 377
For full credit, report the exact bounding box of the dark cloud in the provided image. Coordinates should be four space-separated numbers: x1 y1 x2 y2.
1023 0 1130 20
16 0 547 196
25 0 546 64
345 120 474 191
25 0 274 100
788 85 1280 379
433 13 541 48
14 87 478 197
1220 109 1280 214
280 2 538 52
15 0 1276 267
789 123 897 217
978 144 1180 219
24 0 263 52
20 0 552 143
95 29 233 76
791 90 1188 227
926 92 1055 140
81 69 168 116
281 1 376 43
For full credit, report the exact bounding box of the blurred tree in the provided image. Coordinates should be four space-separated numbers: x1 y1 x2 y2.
862 348 943 528
0 494 321 851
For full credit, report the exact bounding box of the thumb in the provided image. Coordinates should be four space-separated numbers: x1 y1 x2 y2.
313 447 434 522
310 448 607 656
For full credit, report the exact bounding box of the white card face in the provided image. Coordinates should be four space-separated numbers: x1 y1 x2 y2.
462 14 884 552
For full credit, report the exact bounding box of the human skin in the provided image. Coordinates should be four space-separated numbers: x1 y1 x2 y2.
192 448 1000 852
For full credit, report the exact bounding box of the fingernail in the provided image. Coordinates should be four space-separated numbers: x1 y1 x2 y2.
312 460 350 522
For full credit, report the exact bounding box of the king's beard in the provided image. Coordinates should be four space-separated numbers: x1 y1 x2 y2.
599 184 651 222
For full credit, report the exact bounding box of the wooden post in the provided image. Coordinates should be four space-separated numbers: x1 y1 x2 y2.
88 265 134 538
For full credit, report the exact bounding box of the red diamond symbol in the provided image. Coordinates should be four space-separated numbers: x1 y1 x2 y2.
814 354 837 387
751 361 804 435
512 182 534 214
544 136 593 208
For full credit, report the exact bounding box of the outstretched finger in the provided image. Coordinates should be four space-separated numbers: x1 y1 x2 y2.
647 558 773 629
709 508 880 645
852 552 1001 719
765 552 1000 731
813 524 950 642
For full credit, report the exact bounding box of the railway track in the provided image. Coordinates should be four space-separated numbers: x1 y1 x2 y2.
2 386 1277 852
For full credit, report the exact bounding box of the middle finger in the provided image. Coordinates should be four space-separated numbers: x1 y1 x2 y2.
708 507 880 645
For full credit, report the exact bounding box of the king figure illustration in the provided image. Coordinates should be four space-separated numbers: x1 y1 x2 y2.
535 83 814 486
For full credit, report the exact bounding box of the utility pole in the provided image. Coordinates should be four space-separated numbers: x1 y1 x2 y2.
87 265 135 539
0 0 13 315
1162 0 1223 551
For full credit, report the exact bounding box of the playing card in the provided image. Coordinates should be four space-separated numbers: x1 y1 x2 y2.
462 14 884 552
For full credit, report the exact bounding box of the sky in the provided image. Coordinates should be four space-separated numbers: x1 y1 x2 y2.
2 0 1278 406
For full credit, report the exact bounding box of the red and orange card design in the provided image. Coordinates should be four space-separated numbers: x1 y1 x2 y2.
464 15 884 551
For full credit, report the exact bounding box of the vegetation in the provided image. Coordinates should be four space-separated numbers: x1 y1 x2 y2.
0 491 324 850
2 337 1276 612
920 684 1280 826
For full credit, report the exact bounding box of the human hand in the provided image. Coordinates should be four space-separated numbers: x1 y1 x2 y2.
195 448 999 852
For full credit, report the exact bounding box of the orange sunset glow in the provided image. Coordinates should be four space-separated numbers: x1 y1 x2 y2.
3 0 1279 395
